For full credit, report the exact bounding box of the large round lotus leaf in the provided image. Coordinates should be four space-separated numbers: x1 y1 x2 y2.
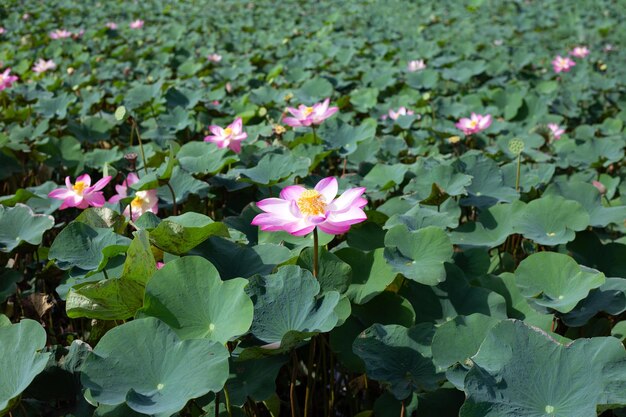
402 264 508 324
49 222 131 271
318 119 377 155
0 268 21 303
236 153 311 186
139 256 253 343
226 356 286 406
335 247 397 304
460 320 626 417
544 181 626 227
297 247 352 294
451 201 525 248
178 142 238 175
0 204 54 253
514 252 605 314
245 265 340 345
514 195 589 246
147 212 229 255
0 320 50 411
385 199 461 231
81 317 229 416
561 278 626 327
384 225 453 285
405 160 472 198
352 323 441 400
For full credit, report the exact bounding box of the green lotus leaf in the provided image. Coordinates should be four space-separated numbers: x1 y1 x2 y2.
139 256 253 343
226 356 287 406
515 252 605 314
237 153 311 186
336 247 397 304
384 225 454 285
450 201 525 248
246 265 340 345
297 247 352 294
0 268 22 303
385 199 461 231
75 207 126 232
405 160 472 198
81 317 229 416
49 222 131 271
157 167 210 205
319 119 376 155
460 320 626 417
455 153 519 208
295 78 334 103
148 212 229 255
514 195 589 246
353 323 441 399
178 142 239 175
363 164 408 191
561 278 626 327
0 204 54 253
0 320 50 412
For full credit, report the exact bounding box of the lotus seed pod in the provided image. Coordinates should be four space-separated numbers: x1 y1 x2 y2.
508 138 525 155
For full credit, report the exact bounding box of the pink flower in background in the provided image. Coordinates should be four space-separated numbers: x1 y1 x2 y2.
106 22 118 30
204 117 247 153
386 107 415 121
49 29 72 39
592 180 607 195
547 123 565 140
48 174 112 209
22 14 30 20
252 177 367 236
0 68 18 91
32 59 56 74
156 261 165 269
130 20 144 29
570 46 590 58
552 55 576 73
407 59 426 72
455 113 492 135
72 29 85 39
283 98 338 127
0 27 5 35
109 173 159 221
208 53 222 63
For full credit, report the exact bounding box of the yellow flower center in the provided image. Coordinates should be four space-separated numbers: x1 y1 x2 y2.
303 107 314 116
224 127 233 136
297 190 326 216
469 120 478 128
72 181 87 195
131 195 144 208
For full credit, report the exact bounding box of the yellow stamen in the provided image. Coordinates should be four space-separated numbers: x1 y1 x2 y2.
303 107 314 116
297 190 326 216
224 127 233 136
469 120 478 128
72 181 87 195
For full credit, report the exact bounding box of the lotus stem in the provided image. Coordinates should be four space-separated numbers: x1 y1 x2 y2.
223 386 233 417
166 182 177 216
515 153 521 192
313 228 319 278
304 337 316 417
130 118 148 175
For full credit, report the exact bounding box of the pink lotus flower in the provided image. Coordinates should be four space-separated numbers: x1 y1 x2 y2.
547 123 565 140
49 29 72 39
0 27 5 35
207 53 222 63
156 261 165 269
32 59 56 74
22 13 30 20
0 68 18 91
407 59 426 72
283 99 338 128
455 113 492 135
383 107 415 121
251 177 367 236
109 173 159 221
48 174 112 210
592 180 607 195
72 29 85 39
106 22 118 30
130 20 144 29
570 46 590 58
204 117 247 153
552 55 576 73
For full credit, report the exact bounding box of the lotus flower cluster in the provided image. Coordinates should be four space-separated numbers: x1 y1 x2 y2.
49 29 73 39
252 177 367 236
552 55 576 73
204 117 247 153
0 68 18 91
283 99 338 128
570 46 590 58
109 173 159 221
548 123 565 140
455 113 492 135
407 59 426 72
32 59 56 74
382 107 415 121
130 20 144 29
48 174 112 209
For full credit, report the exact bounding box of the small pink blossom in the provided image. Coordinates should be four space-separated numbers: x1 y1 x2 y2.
407 59 426 72
49 29 72 39
22 14 30 20
32 59 56 74
385 107 415 121
547 123 565 140
211 100 220 106
0 27 5 35
106 22 118 30
455 113 492 135
208 53 222 63
204 117 247 153
48 174 112 210
0 68 18 91
72 29 85 39
283 98 338 128
570 46 590 58
108 173 159 221
156 261 165 269
252 177 367 236
592 180 607 195
552 55 576 73
130 20 144 29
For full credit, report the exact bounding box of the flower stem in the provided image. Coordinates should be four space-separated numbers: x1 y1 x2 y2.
130 118 148 175
166 182 177 216
313 228 319 278
515 153 521 192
